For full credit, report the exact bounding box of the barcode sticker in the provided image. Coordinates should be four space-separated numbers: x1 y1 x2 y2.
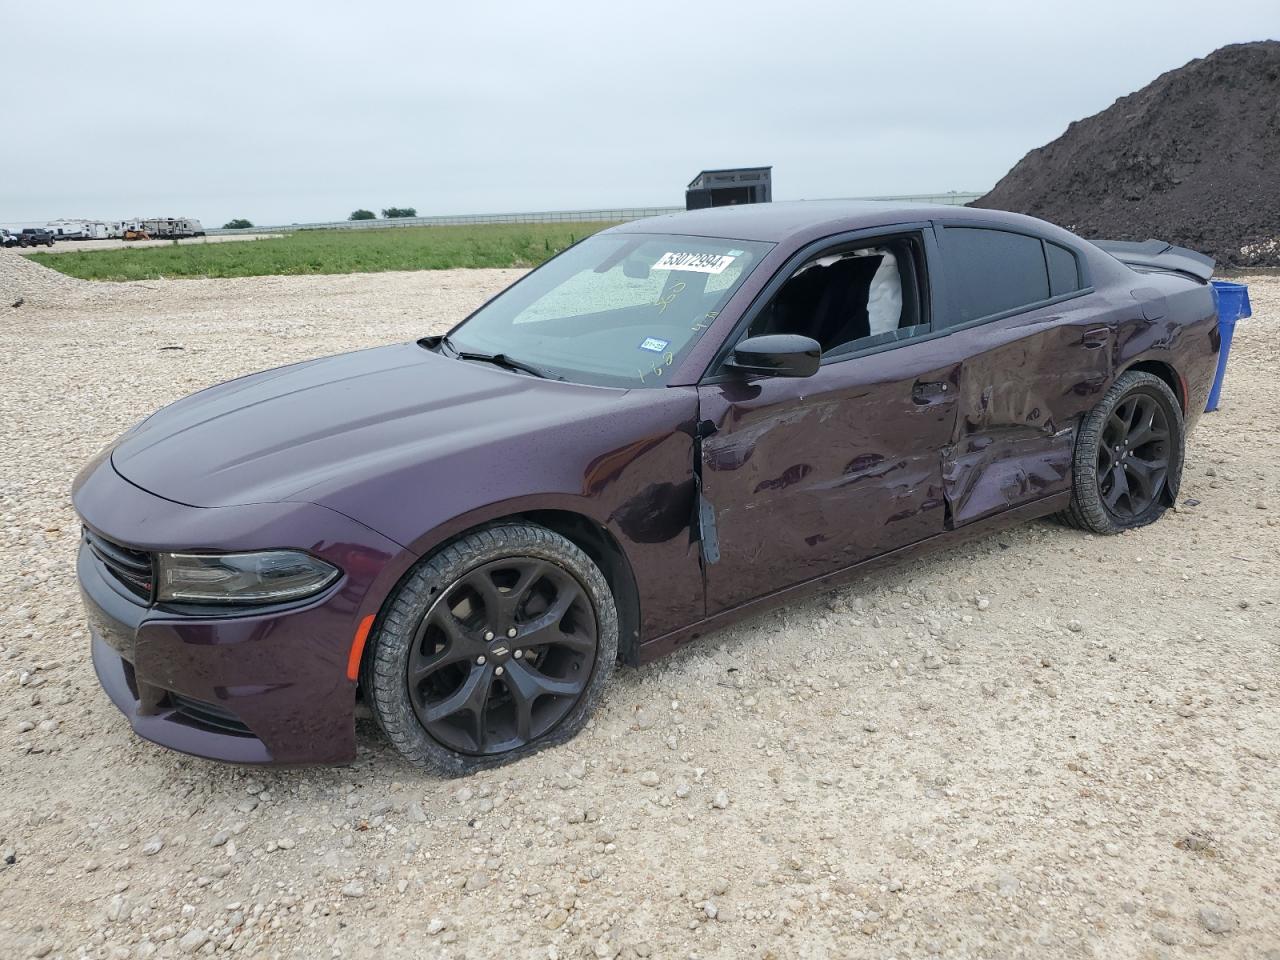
653 251 736 274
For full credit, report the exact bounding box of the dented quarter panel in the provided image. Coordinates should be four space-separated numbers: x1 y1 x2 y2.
1113 275 1220 434
696 341 961 614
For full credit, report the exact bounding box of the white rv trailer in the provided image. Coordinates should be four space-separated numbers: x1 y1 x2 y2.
46 218 89 240
137 217 206 239
46 219 127 240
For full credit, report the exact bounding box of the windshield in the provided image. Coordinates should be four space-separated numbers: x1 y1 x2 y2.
444 232 772 387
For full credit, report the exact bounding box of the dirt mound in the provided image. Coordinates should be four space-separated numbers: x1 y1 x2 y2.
972 41 1280 268
0 250 91 307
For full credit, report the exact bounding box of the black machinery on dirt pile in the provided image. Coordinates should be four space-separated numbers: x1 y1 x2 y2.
685 166 772 210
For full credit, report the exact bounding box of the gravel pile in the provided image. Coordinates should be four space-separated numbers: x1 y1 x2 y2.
0 250 93 307
973 41 1280 267
0 268 1277 959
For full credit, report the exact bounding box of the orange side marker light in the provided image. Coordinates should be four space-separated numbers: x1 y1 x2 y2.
347 614 376 681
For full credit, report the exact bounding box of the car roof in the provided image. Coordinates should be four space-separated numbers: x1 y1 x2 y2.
607 199 1041 244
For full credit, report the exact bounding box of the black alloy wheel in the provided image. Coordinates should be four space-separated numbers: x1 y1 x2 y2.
363 523 618 774
407 557 597 755
1096 391 1172 519
1060 370 1185 534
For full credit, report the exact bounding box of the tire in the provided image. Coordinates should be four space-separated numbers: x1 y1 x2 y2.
362 522 618 775
1059 370 1184 534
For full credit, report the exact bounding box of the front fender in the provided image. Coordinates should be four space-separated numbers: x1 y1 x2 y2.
323 388 706 643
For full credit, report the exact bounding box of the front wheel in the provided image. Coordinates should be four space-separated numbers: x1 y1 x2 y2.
1060 370 1185 534
362 523 618 775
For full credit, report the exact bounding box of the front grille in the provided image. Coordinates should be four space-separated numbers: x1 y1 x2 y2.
168 693 254 737
84 528 153 601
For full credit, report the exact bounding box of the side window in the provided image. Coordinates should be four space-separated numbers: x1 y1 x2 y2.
941 227 1050 326
746 235 927 359
1046 241 1081 297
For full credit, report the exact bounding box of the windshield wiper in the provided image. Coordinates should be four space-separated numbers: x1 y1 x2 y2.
440 335 563 381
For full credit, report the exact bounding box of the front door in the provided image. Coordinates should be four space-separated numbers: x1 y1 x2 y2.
697 347 962 613
694 230 963 615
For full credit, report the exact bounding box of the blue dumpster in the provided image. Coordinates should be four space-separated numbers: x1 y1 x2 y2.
1205 280 1252 412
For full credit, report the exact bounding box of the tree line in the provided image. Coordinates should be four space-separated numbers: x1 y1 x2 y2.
350 208 418 221
219 208 420 230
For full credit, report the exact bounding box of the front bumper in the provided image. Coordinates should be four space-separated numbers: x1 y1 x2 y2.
74 452 413 765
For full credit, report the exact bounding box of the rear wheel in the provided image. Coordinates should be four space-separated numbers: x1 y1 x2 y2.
363 523 617 775
1060 370 1184 534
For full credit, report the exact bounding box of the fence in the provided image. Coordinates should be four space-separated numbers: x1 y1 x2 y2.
209 193 985 235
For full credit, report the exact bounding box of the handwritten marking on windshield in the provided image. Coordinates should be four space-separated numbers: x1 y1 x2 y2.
691 310 719 334
656 281 687 315
636 351 676 384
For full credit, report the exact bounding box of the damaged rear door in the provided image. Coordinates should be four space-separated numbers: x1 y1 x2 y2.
932 223 1111 525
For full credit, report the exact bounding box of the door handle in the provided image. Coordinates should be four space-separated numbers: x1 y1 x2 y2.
1082 327 1110 348
912 380 951 404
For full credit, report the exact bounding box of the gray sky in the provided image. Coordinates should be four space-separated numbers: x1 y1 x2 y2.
3 1 1276 228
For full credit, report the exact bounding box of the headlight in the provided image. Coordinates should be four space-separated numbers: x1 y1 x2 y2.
156 551 340 604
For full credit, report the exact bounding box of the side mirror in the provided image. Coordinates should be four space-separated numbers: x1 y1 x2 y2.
725 334 821 378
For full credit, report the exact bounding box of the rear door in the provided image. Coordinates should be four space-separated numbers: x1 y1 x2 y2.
932 224 1112 525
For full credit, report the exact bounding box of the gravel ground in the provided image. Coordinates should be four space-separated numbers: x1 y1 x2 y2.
1 250 1277 960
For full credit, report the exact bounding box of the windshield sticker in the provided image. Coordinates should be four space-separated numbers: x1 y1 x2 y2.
639 337 670 353
653 251 736 274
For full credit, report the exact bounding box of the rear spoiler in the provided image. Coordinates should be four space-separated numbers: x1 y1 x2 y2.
1090 239 1214 282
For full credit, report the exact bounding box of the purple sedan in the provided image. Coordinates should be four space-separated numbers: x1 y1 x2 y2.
74 202 1220 771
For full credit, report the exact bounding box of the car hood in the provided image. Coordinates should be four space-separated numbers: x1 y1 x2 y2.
111 342 630 510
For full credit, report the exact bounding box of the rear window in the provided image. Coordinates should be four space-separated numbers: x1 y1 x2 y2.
1046 241 1082 296
942 227 1050 325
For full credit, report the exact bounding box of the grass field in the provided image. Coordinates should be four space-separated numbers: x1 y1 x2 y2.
27 222 615 280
